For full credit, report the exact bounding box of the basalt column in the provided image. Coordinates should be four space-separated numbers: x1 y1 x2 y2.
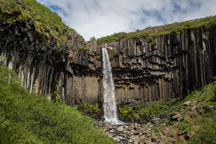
100 28 216 105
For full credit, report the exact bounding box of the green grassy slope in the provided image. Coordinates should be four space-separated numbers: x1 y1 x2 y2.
117 78 216 143
0 0 81 46
97 15 216 44
0 66 114 144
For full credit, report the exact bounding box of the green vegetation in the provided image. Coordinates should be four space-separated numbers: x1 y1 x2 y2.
119 78 216 123
188 82 216 144
189 111 216 144
88 36 96 42
76 102 102 119
118 78 216 143
0 0 80 46
77 44 88 52
118 98 179 122
178 120 193 134
97 15 216 44
156 79 216 143
0 66 114 144
97 32 127 45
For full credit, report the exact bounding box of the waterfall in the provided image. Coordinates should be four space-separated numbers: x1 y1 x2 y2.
102 48 118 124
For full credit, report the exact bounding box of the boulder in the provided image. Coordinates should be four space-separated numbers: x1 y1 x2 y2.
184 101 192 106
172 113 182 121
117 126 124 132
136 127 147 134
152 118 160 123
112 137 120 142
128 139 133 143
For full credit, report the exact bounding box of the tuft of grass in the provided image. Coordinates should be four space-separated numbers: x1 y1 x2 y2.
0 66 114 144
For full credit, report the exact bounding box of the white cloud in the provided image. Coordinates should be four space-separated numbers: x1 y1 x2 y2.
37 0 216 41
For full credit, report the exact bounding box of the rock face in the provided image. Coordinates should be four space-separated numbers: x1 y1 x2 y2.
100 28 216 105
0 12 103 105
1 7 216 106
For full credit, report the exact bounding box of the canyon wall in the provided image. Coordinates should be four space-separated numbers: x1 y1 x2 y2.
100 28 216 105
0 16 103 106
1 11 216 106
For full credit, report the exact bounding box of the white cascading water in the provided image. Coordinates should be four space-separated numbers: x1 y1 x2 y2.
102 48 118 124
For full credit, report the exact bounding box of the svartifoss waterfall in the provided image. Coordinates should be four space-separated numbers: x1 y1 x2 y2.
102 48 118 124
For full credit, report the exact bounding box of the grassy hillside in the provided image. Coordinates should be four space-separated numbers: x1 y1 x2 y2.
0 0 81 46
97 15 216 44
117 78 216 143
0 66 114 144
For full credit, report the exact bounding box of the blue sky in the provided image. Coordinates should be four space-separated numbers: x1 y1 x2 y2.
37 0 216 41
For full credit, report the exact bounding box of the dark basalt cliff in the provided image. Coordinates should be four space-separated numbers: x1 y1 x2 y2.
0 9 103 105
86 28 216 106
99 28 216 105
1 1 216 106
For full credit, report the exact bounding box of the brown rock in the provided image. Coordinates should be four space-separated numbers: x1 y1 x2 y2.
188 111 195 118
130 130 136 135
108 134 113 138
184 101 192 106
163 127 172 136
117 126 124 132
197 108 205 115
193 110 199 116
152 118 160 123
128 139 133 143
136 127 147 135
172 114 182 121
191 106 197 111
113 137 120 141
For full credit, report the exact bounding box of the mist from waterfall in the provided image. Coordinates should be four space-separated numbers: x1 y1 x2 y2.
102 48 118 124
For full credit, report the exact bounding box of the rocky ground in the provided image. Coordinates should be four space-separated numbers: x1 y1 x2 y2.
95 99 215 144
96 121 165 144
